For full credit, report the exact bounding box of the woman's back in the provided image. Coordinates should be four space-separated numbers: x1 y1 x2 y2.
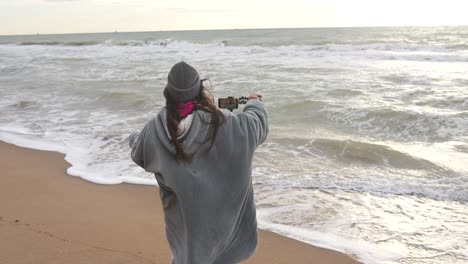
129 61 268 264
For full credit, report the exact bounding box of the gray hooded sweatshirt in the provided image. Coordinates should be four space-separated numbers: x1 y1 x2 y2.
129 100 268 264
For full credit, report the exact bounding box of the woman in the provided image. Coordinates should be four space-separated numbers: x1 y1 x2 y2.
129 61 268 264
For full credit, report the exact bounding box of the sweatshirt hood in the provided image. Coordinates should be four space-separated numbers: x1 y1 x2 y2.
155 107 212 156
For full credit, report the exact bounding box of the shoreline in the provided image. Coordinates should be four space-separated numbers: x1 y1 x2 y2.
0 140 360 263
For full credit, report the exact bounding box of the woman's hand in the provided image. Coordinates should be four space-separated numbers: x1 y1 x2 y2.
247 92 263 101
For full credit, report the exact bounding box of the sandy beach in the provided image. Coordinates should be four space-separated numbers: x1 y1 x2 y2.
0 141 359 264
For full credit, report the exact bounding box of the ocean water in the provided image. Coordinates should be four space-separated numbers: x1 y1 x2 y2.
0 26 467 263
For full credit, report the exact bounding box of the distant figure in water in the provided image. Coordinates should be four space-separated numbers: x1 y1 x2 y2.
129 61 268 264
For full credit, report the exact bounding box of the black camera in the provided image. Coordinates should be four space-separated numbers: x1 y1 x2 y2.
218 96 249 112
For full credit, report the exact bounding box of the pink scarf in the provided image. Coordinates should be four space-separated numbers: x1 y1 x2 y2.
177 101 196 118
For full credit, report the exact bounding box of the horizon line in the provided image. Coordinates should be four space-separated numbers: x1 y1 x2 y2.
1 24 467 37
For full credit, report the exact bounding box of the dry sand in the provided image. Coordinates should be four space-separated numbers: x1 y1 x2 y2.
0 141 360 264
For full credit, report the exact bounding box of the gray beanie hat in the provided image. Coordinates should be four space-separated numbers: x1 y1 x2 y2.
165 61 201 102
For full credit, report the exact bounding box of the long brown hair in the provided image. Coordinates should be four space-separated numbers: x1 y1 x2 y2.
164 81 225 163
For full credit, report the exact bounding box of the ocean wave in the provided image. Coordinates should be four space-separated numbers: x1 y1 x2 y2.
322 106 468 142
326 88 364 97
271 100 331 125
18 41 100 46
454 144 468 153
3 100 39 109
415 98 468 111
309 138 446 170
3 38 467 51
447 44 468 50
255 184 468 264
276 99 328 112
4 40 468 64
262 136 448 171
256 217 403 264
379 73 438 86
311 175 468 202
254 136 468 202
254 164 467 202
272 98 468 142
101 39 170 47
95 91 151 110
9 39 228 48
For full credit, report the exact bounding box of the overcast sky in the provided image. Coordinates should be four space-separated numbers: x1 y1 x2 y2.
1 0 468 35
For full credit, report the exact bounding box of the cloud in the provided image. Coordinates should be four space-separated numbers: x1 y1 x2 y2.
45 0 78 1
155 7 239 13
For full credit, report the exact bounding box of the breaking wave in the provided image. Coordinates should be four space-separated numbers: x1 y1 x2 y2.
11 39 227 47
